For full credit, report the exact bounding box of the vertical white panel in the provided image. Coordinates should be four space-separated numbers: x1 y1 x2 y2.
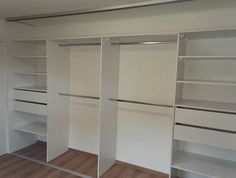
98 38 120 177
0 22 6 155
47 41 70 161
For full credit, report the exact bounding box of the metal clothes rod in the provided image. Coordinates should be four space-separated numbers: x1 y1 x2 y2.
6 0 192 21
58 41 176 47
110 98 173 108
111 41 176 45
59 92 99 100
59 43 101 47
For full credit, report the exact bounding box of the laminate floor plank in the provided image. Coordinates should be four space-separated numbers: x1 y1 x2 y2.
0 155 82 178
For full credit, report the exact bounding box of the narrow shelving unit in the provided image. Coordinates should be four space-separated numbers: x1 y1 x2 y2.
172 29 236 178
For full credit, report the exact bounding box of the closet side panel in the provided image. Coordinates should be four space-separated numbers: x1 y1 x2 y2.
47 41 70 161
98 38 120 176
0 21 6 155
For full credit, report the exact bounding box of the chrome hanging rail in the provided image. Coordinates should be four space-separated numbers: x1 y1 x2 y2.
58 41 176 47
110 98 173 108
6 0 192 21
59 92 100 100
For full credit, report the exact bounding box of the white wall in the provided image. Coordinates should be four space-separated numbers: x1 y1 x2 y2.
0 18 6 156
4 0 236 174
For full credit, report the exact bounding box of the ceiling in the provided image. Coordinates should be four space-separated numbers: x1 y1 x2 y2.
0 0 186 20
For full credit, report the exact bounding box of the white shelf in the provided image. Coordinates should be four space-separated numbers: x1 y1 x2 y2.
14 56 46 59
176 99 236 113
15 86 47 93
172 151 236 178
15 72 46 76
179 56 236 60
15 121 47 137
177 79 236 86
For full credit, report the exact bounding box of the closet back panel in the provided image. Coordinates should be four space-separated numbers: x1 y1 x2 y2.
69 45 100 154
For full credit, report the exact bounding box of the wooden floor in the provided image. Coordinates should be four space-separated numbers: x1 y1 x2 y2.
0 154 82 178
10 141 168 178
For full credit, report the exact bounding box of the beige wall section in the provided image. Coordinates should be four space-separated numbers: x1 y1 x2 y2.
4 0 236 174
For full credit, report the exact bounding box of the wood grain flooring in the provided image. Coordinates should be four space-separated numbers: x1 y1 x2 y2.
10 141 168 178
0 154 82 178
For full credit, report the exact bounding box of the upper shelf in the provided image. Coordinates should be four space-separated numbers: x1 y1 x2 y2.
172 151 236 178
178 56 236 60
14 56 46 59
176 79 236 86
15 72 47 76
176 99 236 114
15 86 47 93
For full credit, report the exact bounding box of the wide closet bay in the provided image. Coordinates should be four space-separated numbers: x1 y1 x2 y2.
6 33 178 178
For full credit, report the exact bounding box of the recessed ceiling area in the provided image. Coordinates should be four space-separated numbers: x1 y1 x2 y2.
0 0 188 20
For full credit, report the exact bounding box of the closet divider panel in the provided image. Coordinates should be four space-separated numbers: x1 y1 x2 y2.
46 41 70 161
98 38 120 177
0 41 6 156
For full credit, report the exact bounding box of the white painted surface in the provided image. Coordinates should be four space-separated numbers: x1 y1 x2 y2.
0 0 183 18
13 101 47 116
0 19 6 156
174 125 236 151
4 0 236 174
14 90 47 103
47 41 70 161
175 108 236 132
98 38 120 176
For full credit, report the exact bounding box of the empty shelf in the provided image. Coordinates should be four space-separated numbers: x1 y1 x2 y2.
15 72 46 76
176 99 236 113
14 56 46 59
179 56 236 60
15 121 47 137
15 86 47 93
176 79 236 86
172 151 236 178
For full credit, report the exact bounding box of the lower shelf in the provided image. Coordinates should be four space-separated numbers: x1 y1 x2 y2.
172 151 236 178
15 121 47 137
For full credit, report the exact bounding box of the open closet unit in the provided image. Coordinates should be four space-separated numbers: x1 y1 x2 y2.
6 39 69 162
171 29 236 178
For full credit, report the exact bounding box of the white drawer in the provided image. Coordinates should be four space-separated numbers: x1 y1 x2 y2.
14 90 47 104
175 108 236 132
174 125 236 151
13 101 47 116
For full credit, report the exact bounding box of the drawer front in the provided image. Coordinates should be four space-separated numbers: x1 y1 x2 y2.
175 108 236 132
13 101 47 116
14 90 47 104
174 125 236 151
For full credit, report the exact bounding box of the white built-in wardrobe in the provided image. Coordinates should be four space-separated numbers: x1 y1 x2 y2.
1 28 236 178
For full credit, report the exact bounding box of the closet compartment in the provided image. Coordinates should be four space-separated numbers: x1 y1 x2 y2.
6 39 49 162
47 38 100 177
172 29 236 178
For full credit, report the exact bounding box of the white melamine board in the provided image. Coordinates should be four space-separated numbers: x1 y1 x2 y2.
0 40 6 156
172 151 236 178
174 125 236 151
176 99 236 114
14 89 47 103
14 72 46 76
69 45 100 154
118 43 177 105
176 79 236 86
175 108 236 132
179 56 236 60
15 121 47 137
98 38 120 177
14 56 46 59
15 85 47 92
46 41 70 161
13 101 47 116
